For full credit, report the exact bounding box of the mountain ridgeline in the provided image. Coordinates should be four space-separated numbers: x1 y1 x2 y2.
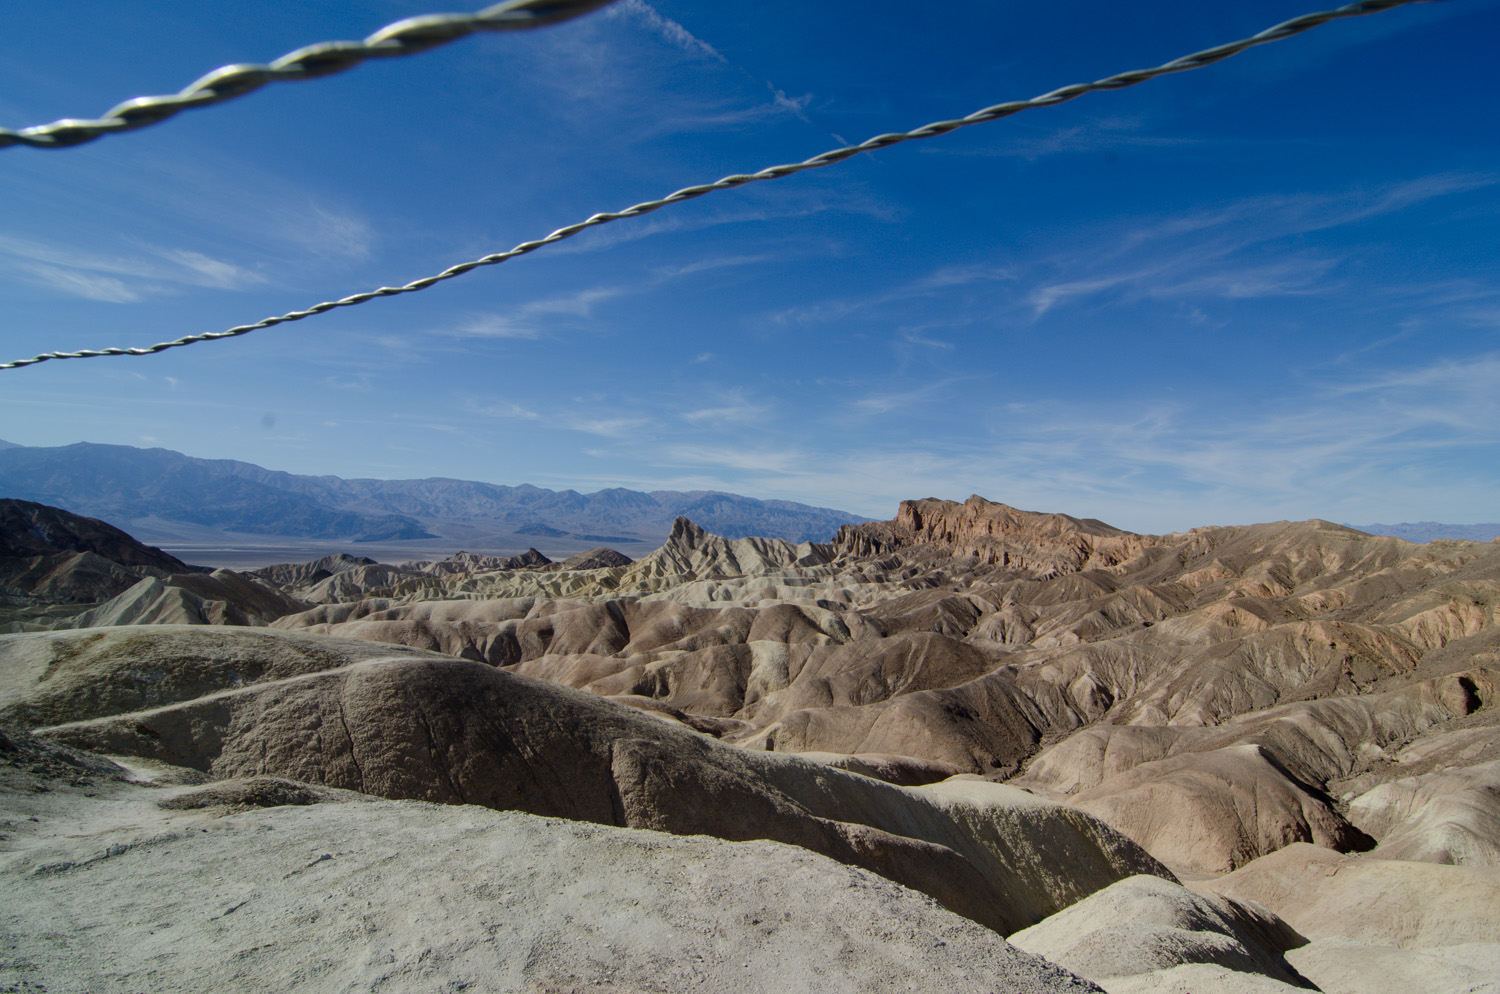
0 440 868 547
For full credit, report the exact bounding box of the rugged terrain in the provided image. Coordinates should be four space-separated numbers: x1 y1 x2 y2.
2 493 1498 992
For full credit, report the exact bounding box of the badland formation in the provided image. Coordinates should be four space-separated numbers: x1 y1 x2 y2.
3 493 1498 993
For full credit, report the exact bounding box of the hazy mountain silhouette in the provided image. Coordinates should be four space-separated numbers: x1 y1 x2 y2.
1345 521 1500 543
0 440 867 546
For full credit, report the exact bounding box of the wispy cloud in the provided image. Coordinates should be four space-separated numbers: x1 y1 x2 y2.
934 124 1213 161
769 262 1012 328
450 255 772 341
1028 256 1341 318
664 445 802 473
1149 258 1341 300
268 203 375 263
157 249 254 289
612 0 725 61
568 416 651 438
547 188 893 257
454 315 540 340
524 285 630 317
768 84 812 123
680 391 770 425
561 348 1500 532
912 264 1014 291
1117 173 1498 257
653 254 772 278
468 401 542 421
1462 307 1500 329
15 263 141 303
1021 174 1497 320
901 331 955 351
450 285 626 340
1029 274 1140 319
953 353 1500 523
464 396 651 439
641 97 810 133
849 378 968 417
5 142 378 283
0 233 265 301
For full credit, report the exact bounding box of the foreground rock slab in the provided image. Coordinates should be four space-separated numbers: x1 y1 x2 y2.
0 762 1099 994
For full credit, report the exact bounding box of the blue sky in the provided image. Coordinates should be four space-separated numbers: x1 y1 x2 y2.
2 0 1498 533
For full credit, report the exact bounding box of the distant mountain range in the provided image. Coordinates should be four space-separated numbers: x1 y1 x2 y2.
1344 522 1500 543
0 440 869 548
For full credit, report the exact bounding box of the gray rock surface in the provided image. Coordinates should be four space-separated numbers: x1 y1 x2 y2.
0 754 1099 994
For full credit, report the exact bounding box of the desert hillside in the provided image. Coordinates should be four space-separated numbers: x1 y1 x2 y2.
3 494 1498 993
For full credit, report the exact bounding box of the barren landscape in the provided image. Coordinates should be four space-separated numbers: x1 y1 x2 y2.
5 0 1497 990
3 493 1498 993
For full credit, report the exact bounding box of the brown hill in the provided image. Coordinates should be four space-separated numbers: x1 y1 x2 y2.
1 499 207 631
0 498 193 572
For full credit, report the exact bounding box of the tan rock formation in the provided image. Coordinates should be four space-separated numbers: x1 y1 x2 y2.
1009 874 1305 985
1347 759 1500 865
834 495 1154 573
22 627 1169 935
1284 937 1500 994
1203 843 1500 948
60 569 307 628
1068 743 1367 874
0 626 450 728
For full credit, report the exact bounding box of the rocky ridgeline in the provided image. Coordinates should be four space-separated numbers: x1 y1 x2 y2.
2 494 1499 992
835 495 1156 575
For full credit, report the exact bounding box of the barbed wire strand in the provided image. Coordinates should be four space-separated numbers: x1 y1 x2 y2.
1 0 1435 371
0 0 619 151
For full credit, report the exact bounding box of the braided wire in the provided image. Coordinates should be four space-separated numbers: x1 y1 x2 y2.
1 0 1436 370
0 0 618 150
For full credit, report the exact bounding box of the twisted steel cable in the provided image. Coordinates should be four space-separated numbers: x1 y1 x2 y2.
0 0 619 150
1 0 1436 370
